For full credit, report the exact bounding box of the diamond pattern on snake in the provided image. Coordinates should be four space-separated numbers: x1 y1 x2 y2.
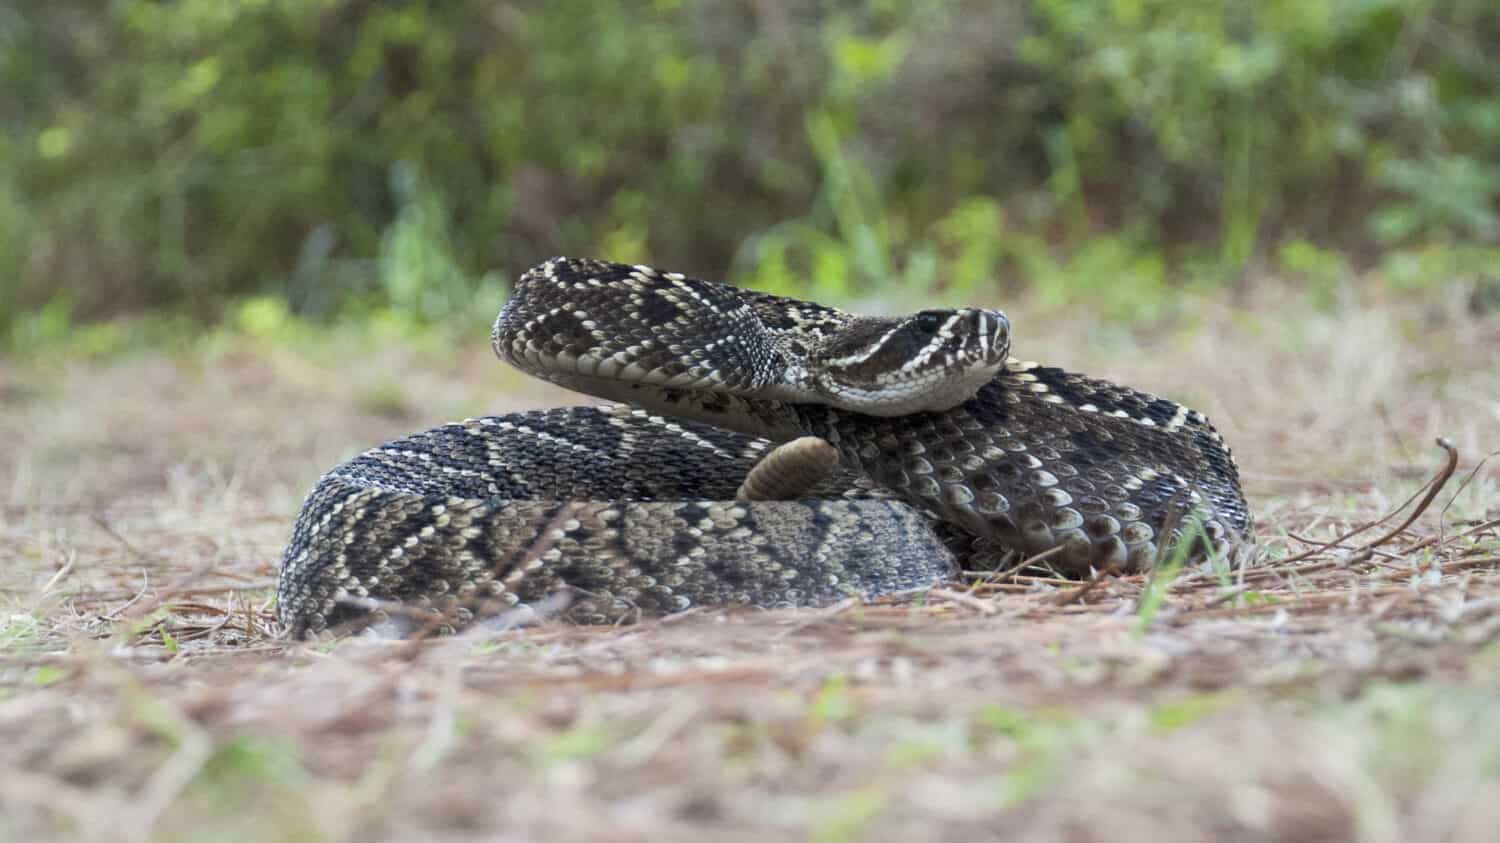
276 257 1251 636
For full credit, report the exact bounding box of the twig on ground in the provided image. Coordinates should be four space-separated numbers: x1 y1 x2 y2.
1403 519 1500 555
1434 448 1500 552
91 514 173 568
93 513 240 623
40 555 75 595
1191 586 1253 613
928 588 998 615
102 569 152 621
964 544 1069 584
1265 438 1459 569
1048 564 1122 606
1355 438 1460 553
67 580 279 606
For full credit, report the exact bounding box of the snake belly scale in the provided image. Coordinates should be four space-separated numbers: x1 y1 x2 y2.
276 258 1249 636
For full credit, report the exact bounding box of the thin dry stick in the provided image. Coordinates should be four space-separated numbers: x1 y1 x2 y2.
1367 556 1500 580
1190 586 1252 613
1000 572 1094 587
1273 437 1459 567
101 569 152 621
928 588 999 615
90 513 170 567
92 513 231 621
40 555 76 595
1432 448 1500 554
965 544 1070 584
1402 518 1500 556
67 580 279 605
1351 437 1460 552
1048 562 1123 606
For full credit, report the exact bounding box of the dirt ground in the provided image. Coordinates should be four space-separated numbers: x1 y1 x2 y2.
2 287 1498 842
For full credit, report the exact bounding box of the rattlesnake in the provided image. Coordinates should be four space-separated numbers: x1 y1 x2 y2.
277 258 1249 636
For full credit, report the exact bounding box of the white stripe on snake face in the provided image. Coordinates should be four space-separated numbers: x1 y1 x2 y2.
907 312 965 372
975 311 999 358
823 322 907 369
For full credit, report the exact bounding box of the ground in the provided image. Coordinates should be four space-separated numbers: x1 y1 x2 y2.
2 286 1498 842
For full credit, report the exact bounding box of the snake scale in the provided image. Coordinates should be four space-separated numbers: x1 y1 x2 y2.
277 257 1250 636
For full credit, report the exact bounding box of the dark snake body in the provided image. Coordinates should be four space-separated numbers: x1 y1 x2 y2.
277 259 1249 636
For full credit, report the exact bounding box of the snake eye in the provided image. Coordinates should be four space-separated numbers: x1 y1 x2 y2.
912 311 948 333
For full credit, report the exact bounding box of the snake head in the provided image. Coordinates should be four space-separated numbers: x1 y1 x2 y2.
805 307 1011 416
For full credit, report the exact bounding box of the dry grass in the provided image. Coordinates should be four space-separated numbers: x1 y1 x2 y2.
2 287 1498 842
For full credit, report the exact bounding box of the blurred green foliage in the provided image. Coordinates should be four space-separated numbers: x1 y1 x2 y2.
2 0 1498 344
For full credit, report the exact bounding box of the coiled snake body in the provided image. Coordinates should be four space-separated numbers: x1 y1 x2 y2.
278 258 1249 636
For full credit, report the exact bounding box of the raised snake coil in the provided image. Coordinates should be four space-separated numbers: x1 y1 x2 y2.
277 258 1250 636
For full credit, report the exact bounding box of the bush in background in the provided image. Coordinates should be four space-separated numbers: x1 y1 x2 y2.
3 0 1497 341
